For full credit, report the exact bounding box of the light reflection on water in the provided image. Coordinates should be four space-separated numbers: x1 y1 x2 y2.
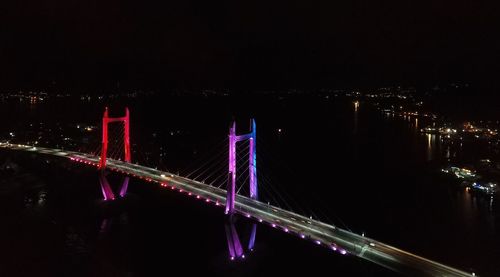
353 101 359 134
426 133 437 161
23 189 48 209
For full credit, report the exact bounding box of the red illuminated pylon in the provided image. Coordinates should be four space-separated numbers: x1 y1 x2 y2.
98 107 131 201
99 107 131 169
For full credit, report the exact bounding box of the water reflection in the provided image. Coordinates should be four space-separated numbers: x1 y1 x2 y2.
99 218 112 236
426 134 437 161
23 188 48 209
98 213 130 235
94 213 133 276
460 187 497 232
224 215 257 260
65 226 89 257
353 101 359 134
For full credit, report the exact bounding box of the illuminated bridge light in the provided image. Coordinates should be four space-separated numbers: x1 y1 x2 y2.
246 214 251 218
284 228 289 232
196 195 200 199
331 246 337 251
205 199 210 202
215 202 220 206
300 234 305 239
230 256 235 261
188 192 192 196
258 219 263 223
272 224 276 228
340 249 347 255
315 240 321 245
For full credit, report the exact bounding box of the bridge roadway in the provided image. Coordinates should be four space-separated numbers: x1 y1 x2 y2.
1 143 475 276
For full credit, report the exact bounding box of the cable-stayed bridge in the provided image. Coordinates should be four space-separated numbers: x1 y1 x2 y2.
0 108 476 277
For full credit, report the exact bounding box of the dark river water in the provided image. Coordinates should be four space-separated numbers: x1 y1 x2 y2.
0 95 498 276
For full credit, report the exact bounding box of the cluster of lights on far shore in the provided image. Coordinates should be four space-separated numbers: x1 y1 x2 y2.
68 154 350 258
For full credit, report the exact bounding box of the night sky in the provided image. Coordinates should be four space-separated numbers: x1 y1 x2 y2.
1 1 498 90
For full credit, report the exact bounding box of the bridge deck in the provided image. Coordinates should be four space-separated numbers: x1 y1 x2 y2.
0 143 475 276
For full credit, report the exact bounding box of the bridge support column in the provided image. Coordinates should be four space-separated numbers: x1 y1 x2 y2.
248 223 257 251
98 173 130 201
119 177 130 198
226 122 237 214
99 171 116 201
225 119 258 214
224 215 257 260
123 108 131 163
249 119 257 200
99 108 109 169
225 218 243 260
98 107 132 200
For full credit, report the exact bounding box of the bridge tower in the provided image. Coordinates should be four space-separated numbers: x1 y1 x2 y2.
225 119 257 214
99 107 131 169
98 107 131 200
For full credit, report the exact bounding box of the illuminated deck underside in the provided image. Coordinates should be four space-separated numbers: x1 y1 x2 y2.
0 143 474 277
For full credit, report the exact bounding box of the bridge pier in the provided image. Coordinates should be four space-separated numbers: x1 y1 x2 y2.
98 171 115 201
98 171 130 201
224 215 257 260
225 218 243 260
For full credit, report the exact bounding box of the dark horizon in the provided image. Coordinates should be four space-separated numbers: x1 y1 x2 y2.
1 1 498 91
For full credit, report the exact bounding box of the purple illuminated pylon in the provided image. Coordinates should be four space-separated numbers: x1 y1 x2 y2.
225 119 257 214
